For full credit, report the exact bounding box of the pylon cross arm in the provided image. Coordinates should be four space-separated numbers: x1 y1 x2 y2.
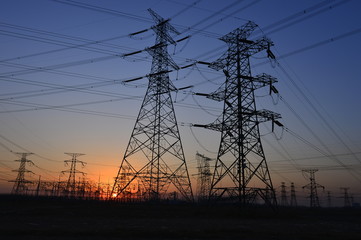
207 89 225 101
208 53 228 71
192 117 223 132
220 21 258 44
255 109 281 122
252 73 278 90
243 37 272 56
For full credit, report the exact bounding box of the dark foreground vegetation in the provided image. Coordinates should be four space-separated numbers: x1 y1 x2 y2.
1 195 360 240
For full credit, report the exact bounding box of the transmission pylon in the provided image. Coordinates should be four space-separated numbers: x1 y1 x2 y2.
35 175 41 196
290 182 297 207
302 169 324 207
340 187 351 207
280 182 288 206
326 191 332 208
194 21 281 206
195 152 213 201
112 9 193 202
61 153 86 198
9 152 34 195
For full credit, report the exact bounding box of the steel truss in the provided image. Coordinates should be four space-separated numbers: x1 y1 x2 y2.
112 9 193 202
194 22 281 206
10 152 34 195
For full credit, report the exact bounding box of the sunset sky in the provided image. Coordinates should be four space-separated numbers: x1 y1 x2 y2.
1 0 361 206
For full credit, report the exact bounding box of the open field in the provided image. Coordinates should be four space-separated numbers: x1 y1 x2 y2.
0 195 360 240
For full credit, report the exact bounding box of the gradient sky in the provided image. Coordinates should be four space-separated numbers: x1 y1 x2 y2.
1 0 361 206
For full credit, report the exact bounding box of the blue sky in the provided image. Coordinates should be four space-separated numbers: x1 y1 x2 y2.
0 0 361 206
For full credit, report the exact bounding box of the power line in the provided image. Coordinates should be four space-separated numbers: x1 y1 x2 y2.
53 0 225 39
0 99 138 119
53 0 153 23
0 61 124 84
0 74 143 100
178 0 248 36
1 0 347 83
2 0 348 81
283 126 361 183
0 54 123 77
253 27 361 68
0 133 32 154
272 151 361 164
278 65 361 166
1 0 247 81
0 60 222 101
0 29 127 56
0 37 192 79
189 0 350 64
263 0 351 36
170 0 202 20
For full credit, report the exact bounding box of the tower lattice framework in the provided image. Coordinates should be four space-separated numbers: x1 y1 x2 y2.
112 9 193 202
194 21 281 206
326 191 332 207
10 152 34 195
196 152 213 201
280 182 288 206
62 153 86 197
302 169 324 207
290 182 298 207
340 187 351 207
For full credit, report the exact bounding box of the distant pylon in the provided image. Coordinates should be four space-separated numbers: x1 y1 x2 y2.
195 152 213 201
326 191 332 208
61 153 86 198
112 9 193 202
302 169 324 207
35 175 41 196
290 182 297 207
340 187 351 207
193 21 281 206
280 182 288 206
10 152 34 195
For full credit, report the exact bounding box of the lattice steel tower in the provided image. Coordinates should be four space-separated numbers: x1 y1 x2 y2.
62 153 86 197
302 169 324 207
340 187 351 207
326 191 332 207
290 182 297 207
280 182 288 206
194 21 281 206
196 152 213 201
10 152 34 195
112 9 193 202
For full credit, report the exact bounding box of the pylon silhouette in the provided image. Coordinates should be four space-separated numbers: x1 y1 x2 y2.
61 153 86 198
10 152 34 195
302 169 324 207
194 21 281 206
112 9 193 202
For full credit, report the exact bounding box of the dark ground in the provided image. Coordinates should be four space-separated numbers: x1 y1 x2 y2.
0 195 360 240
